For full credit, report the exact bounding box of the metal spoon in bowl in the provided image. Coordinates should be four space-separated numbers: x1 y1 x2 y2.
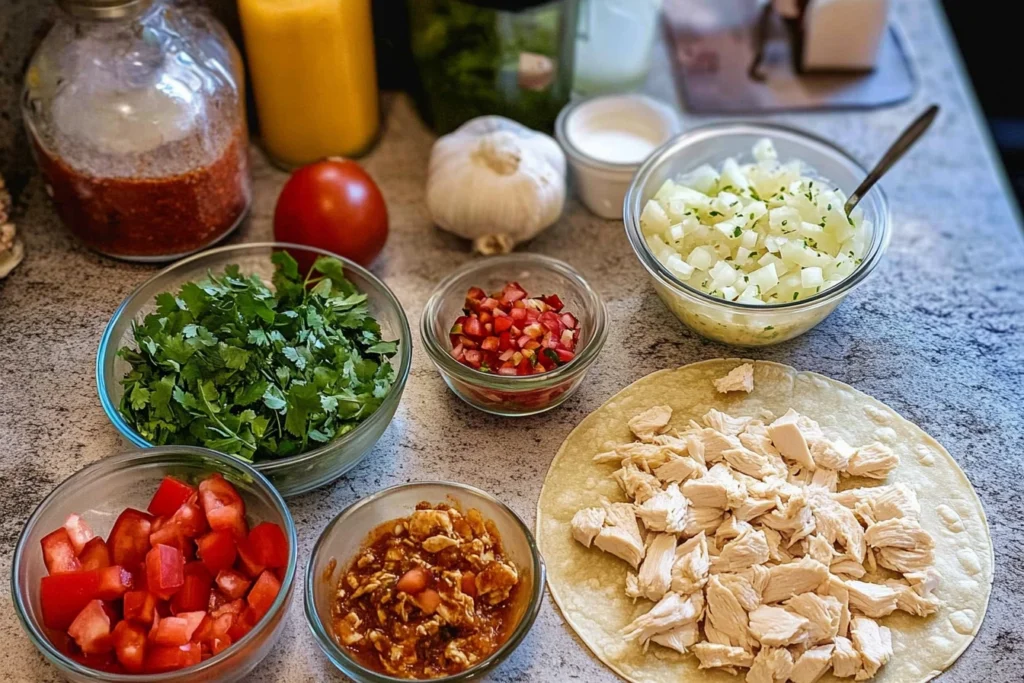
845 104 940 214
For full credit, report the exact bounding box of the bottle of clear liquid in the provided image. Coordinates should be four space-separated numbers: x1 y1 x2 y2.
573 0 663 96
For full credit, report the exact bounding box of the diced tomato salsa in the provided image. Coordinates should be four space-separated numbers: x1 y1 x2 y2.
36 474 289 674
449 282 582 376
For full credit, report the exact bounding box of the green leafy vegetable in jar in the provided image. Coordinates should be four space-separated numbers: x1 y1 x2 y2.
117 252 398 461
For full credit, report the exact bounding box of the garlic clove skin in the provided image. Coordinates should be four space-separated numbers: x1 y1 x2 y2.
426 116 566 253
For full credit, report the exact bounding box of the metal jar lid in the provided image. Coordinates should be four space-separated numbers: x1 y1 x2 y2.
57 0 155 20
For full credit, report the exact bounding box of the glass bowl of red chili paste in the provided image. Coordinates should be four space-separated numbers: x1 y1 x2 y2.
305 481 544 682
420 254 607 416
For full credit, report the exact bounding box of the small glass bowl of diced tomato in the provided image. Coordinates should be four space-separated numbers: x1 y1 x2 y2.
11 446 297 683
421 254 607 416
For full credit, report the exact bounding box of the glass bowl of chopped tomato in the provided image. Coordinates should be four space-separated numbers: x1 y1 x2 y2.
420 254 607 416
11 446 297 682
304 481 545 682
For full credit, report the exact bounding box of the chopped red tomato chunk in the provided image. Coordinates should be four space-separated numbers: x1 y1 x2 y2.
449 281 582 376
41 528 82 575
147 476 197 518
35 473 288 673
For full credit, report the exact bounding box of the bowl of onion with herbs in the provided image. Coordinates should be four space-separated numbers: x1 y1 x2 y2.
97 243 412 497
624 122 891 346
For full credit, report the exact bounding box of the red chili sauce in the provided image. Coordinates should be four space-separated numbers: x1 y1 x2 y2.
34 129 250 260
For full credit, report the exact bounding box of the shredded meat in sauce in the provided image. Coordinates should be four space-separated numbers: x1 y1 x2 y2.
331 502 521 678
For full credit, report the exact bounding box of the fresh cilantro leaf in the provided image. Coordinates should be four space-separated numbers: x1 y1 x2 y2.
116 253 398 462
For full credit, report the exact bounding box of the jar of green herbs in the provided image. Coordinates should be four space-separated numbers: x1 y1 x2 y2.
408 0 579 134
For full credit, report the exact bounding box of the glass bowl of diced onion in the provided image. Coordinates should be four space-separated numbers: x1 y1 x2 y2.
624 122 891 346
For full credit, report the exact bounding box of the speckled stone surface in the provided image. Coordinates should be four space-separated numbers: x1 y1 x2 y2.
2 1 1023 681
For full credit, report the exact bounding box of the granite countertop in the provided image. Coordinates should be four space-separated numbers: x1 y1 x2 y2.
1 1 1023 681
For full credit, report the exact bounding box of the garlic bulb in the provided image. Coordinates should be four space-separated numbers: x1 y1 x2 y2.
426 116 566 255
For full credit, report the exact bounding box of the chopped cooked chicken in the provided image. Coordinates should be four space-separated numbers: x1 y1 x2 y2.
570 403 944 682
592 502 645 568
475 561 518 605
747 647 794 683
650 622 701 654
809 437 855 471
337 611 363 645
810 467 839 492
408 509 453 540
653 455 704 484
614 463 662 503
761 557 830 603
636 533 677 601
723 446 788 480
805 486 865 563
672 532 710 594
683 505 727 537
831 635 862 678
767 409 816 470
819 574 851 637
805 534 835 566
635 483 688 533
850 616 893 679
700 428 744 463
422 535 460 553
712 528 770 573
905 567 940 595
869 483 920 521
717 572 761 611
570 507 606 548
885 579 942 617
864 517 935 551
830 558 867 579
760 492 816 545
734 496 778 522
621 591 704 645
703 408 752 436
785 592 841 644
761 527 792 564
713 363 755 394
594 442 674 469
790 644 834 683
748 605 810 647
845 580 899 618
847 443 899 479
875 546 935 574
683 463 746 508
716 515 753 543
628 405 673 441
705 575 756 651
693 642 756 670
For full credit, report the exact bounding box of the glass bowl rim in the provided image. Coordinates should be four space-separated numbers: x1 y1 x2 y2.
419 253 608 390
303 480 546 683
96 242 413 475
624 121 892 312
10 445 299 681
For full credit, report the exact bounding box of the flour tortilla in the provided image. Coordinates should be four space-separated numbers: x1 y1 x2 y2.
537 360 993 683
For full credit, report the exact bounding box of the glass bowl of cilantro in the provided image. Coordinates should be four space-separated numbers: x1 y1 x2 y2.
97 243 412 497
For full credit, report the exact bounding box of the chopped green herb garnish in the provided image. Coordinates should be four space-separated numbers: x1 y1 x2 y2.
733 226 742 237
709 210 722 217
793 292 799 300
117 252 398 461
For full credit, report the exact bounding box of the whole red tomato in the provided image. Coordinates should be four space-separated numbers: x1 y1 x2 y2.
273 158 388 266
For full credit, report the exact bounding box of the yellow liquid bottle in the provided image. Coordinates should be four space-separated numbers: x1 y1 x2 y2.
238 0 379 168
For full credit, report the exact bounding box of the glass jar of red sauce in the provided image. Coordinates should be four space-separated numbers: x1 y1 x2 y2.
22 0 251 262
